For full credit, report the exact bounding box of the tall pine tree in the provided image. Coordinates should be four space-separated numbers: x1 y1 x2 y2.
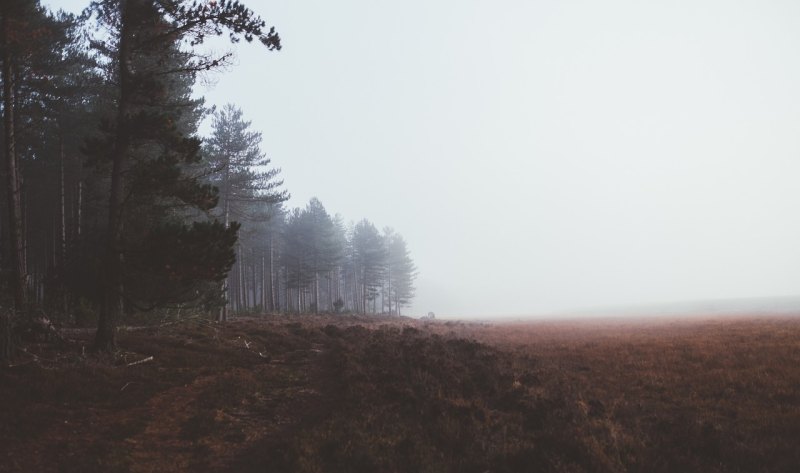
86 0 281 351
203 103 288 320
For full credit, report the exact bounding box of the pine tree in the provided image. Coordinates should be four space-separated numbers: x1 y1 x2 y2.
351 219 386 314
86 0 281 352
384 229 417 315
280 207 314 312
302 198 341 313
203 103 288 319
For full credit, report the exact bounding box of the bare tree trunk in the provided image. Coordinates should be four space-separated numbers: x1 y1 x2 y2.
251 255 257 311
239 245 246 312
58 134 68 314
260 254 265 312
0 310 12 361
314 272 319 314
386 271 393 316
361 269 366 314
268 237 275 311
76 180 82 237
232 261 239 313
282 268 288 313
218 162 231 322
2 16 26 312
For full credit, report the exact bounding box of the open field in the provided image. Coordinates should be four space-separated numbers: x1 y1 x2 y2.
2 314 800 472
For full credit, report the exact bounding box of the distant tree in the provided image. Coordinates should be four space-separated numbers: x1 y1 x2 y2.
305 198 343 313
383 229 417 315
281 207 314 312
257 203 286 313
351 219 386 313
204 104 288 227
277 199 344 313
329 213 348 311
203 104 288 319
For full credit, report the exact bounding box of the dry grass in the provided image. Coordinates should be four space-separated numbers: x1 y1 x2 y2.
1 314 799 472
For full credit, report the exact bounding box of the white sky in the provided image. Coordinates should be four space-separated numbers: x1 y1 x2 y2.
47 0 800 317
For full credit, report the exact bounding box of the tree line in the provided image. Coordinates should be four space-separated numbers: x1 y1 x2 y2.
0 0 417 360
207 104 417 319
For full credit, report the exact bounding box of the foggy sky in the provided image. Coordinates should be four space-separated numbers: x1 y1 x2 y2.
47 0 800 317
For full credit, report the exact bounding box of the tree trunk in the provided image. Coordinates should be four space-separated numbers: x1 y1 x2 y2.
260 254 265 312
2 14 26 312
314 272 319 314
217 160 231 322
58 133 68 314
268 237 275 311
94 0 135 353
252 255 257 311
76 180 82 237
239 245 246 312
284 276 288 312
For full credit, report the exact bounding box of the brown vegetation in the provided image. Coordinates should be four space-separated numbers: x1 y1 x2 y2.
2 314 800 472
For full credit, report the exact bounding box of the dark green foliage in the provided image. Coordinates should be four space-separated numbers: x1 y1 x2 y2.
81 1 283 341
82 2 229 314
127 221 240 310
175 0 282 50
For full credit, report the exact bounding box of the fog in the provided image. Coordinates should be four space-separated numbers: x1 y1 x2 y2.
47 0 800 317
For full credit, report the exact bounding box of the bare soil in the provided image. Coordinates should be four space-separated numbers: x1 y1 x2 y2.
2 313 800 472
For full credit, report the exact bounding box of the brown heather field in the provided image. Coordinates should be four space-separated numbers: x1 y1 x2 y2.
2 313 800 472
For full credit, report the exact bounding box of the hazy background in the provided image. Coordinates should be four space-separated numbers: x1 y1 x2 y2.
47 0 800 317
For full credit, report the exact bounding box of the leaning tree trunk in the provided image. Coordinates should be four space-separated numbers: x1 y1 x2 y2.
94 0 134 353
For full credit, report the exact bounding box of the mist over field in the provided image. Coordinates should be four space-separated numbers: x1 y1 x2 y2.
44 0 800 319
6 3 800 471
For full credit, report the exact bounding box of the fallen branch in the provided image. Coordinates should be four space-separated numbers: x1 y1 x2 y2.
126 356 153 367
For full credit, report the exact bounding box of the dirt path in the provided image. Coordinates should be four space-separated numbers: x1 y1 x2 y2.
0 319 336 473
124 345 329 472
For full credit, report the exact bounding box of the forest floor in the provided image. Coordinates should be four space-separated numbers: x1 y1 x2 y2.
2 313 800 472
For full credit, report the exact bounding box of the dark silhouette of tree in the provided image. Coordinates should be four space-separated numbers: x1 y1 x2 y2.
85 0 281 352
1 0 41 313
0 1 95 360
